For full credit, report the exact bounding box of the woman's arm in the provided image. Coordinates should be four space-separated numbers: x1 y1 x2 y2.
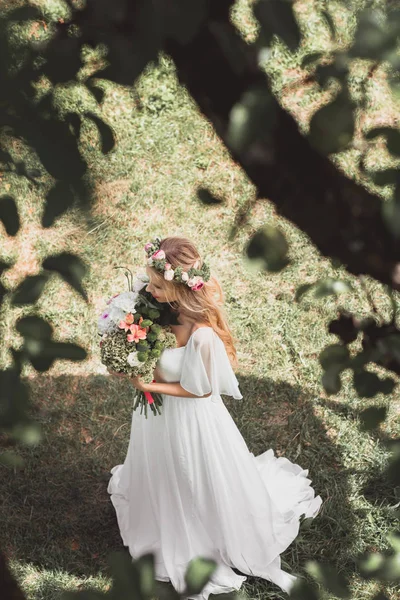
134 376 211 399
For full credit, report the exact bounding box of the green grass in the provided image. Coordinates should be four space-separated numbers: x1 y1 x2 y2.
0 0 400 599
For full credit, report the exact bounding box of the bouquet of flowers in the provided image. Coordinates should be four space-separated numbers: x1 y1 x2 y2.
98 267 177 417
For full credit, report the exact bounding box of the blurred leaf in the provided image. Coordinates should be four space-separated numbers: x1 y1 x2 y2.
382 197 400 238
184 557 217 595
314 278 352 298
11 274 49 306
329 314 359 344
309 90 355 154
359 551 385 577
354 370 382 398
86 80 106 104
0 195 20 236
45 341 87 361
43 37 83 83
372 593 390 600
227 84 277 153
16 316 53 340
7 5 43 21
350 8 399 60
164 0 207 44
305 560 351 598
369 169 400 187
25 113 87 181
321 10 336 40
108 551 141 598
197 189 223 205
366 127 400 157
254 0 301 52
295 283 314 301
0 259 13 277
42 252 88 301
322 368 342 395
85 112 116 154
247 225 289 272
315 57 349 87
135 553 156 597
301 52 324 68
379 378 396 395
29 354 55 372
388 532 400 552
65 112 82 139
0 450 24 468
12 422 42 446
288 577 320 600
0 369 32 431
42 181 76 228
359 406 387 431
319 344 349 370
0 282 8 308
15 161 42 183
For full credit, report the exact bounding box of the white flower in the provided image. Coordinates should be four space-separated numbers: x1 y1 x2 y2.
133 273 149 292
98 314 111 335
187 275 202 288
164 269 175 281
181 271 189 282
148 258 154 266
107 304 128 326
112 291 138 313
127 351 141 368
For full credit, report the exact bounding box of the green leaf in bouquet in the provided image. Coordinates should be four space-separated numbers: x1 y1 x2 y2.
148 309 160 319
150 324 161 334
147 332 157 342
141 319 153 328
137 352 148 362
137 342 150 352
154 340 163 350
151 349 161 358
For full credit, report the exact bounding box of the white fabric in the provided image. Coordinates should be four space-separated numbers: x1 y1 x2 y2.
180 328 243 400
107 327 323 599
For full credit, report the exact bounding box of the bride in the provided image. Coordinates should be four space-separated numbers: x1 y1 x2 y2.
107 236 323 599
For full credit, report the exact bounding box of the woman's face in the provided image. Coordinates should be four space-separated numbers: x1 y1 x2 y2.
145 268 171 303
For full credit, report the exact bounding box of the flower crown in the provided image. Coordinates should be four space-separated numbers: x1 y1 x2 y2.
144 237 211 291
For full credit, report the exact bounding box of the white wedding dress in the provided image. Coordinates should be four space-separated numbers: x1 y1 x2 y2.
107 327 322 598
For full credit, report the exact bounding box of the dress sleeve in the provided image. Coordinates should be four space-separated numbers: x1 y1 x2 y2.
180 327 243 399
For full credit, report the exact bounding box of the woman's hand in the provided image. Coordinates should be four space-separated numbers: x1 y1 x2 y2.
106 368 149 391
130 376 149 392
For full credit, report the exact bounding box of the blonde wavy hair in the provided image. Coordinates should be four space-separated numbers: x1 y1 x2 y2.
145 236 238 367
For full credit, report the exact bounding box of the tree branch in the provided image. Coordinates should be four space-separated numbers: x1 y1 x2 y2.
166 11 400 289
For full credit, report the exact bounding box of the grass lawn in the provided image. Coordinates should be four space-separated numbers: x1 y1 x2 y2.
0 1 399 599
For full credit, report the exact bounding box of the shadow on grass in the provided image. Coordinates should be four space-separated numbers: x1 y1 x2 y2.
0 373 355 598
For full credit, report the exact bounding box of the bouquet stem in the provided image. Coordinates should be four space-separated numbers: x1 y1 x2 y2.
133 389 163 418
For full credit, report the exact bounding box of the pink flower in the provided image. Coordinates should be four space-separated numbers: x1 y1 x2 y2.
152 249 166 260
164 263 172 270
188 275 204 291
118 314 135 332
144 242 153 252
127 324 147 343
101 312 109 319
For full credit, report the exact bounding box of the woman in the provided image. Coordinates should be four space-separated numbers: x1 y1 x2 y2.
107 236 322 599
